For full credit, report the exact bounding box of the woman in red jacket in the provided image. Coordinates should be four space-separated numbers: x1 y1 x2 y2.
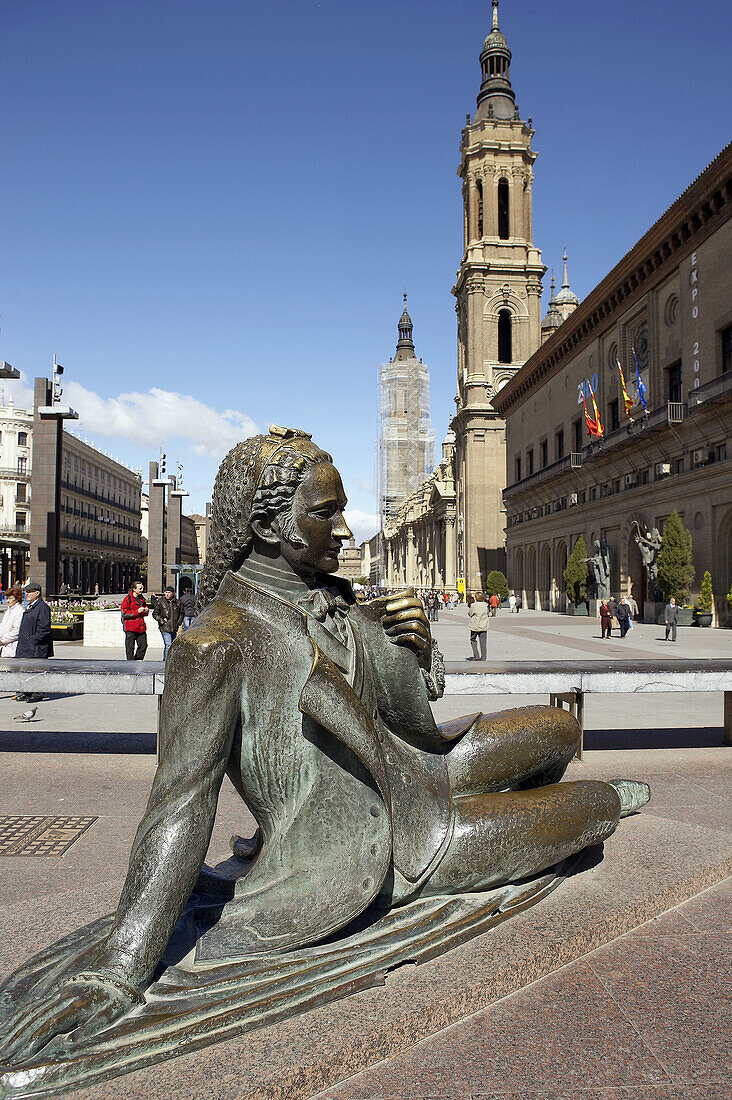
121 581 149 660
599 599 612 639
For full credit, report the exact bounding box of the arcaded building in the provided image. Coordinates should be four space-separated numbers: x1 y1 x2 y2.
493 143 732 623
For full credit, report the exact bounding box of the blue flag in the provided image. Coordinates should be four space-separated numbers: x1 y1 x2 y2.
633 346 648 412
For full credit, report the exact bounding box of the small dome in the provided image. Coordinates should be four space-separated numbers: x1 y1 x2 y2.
482 29 508 51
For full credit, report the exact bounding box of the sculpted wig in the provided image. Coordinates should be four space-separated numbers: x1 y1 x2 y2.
196 426 332 612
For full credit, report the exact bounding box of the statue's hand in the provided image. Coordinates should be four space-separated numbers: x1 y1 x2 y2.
0 973 139 1065
381 590 432 670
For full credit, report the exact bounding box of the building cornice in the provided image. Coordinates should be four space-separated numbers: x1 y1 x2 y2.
492 142 732 417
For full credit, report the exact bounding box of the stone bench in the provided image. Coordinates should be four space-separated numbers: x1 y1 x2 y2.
1 658 730 759
444 658 732 757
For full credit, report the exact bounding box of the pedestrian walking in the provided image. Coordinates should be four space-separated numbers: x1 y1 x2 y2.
429 591 440 623
627 594 639 621
15 582 53 702
488 593 500 617
615 598 630 638
508 592 517 613
515 592 522 613
179 581 196 632
0 586 25 656
153 586 184 660
664 597 679 641
608 596 618 632
599 599 612 638
624 597 634 631
121 580 149 660
467 590 490 661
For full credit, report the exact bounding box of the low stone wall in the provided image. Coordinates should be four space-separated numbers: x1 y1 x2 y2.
83 610 163 649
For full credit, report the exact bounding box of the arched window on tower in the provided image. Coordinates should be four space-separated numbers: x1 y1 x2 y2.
498 178 510 239
498 309 512 364
476 179 483 237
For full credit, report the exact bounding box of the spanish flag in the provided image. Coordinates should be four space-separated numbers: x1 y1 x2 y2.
581 388 602 438
616 358 634 417
590 384 604 437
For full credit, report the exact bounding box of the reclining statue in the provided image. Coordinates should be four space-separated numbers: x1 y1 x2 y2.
0 426 649 1082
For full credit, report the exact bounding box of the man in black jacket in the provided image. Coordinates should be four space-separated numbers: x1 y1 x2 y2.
152 586 183 659
15 582 53 701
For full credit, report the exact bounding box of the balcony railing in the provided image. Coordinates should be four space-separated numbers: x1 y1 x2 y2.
505 452 583 495
0 467 31 480
0 525 29 539
688 370 732 408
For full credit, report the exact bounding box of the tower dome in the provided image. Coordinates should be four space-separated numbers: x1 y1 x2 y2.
475 0 516 121
554 250 580 320
541 273 563 341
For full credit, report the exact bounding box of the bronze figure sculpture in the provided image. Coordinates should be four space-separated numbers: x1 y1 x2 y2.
0 426 649 1096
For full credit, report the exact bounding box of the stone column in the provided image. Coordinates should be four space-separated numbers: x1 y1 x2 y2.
148 462 167 593
406 525 416 589
28 379 62 595
166 490 187 589
445 510 456 588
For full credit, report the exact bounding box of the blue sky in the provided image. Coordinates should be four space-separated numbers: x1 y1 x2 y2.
2 0 729 541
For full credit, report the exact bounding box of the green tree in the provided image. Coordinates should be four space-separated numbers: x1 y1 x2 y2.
563 535 588 605
657 510 694 604
727 581 732 611
485 569 509 601
697 570 713 613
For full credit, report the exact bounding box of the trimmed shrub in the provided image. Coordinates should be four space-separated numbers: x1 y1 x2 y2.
657 510 694 604
697 570 713 613
563 535 588 604
485 570 509 601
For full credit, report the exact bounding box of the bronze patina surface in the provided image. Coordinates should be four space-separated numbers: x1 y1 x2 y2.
0 426 649 1097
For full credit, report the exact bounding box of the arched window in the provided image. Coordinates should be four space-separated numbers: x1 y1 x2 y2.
498 178 510 239
498 309 512 363
17 432 27 446
476 179 483 237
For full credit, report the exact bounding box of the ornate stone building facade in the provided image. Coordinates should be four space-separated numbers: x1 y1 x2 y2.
383 432 457 590
451 0 545 589
383 0 546 592
493 143 732 624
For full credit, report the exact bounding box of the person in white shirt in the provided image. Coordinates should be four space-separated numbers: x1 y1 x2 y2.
0 586 25 656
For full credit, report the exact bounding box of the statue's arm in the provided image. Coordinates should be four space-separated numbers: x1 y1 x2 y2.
90 631 241 991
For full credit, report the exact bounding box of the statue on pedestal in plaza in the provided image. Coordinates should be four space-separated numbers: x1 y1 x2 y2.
0 427 650 1097
633 521 663 601
582 538 611 600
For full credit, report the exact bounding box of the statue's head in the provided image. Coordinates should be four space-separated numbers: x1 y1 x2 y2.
197 426 352 610
593 539 601 551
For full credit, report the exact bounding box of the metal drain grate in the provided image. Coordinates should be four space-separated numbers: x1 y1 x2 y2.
0 815 98 857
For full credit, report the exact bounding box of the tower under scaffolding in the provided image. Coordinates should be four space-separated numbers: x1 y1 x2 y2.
378 295 435 526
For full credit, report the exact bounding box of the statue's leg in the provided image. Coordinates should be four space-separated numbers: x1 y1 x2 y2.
418 780 621 897
446 705 581 795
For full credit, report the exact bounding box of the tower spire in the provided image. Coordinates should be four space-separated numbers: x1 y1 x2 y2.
562 248 570 290
475 0 516 120
395 292 415 359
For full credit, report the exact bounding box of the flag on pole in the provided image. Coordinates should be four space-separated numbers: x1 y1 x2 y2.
616 358 634 417
590 383 604 437
632 346 648 412
581 388 602 438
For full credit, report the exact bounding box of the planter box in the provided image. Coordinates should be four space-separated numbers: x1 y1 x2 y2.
655 607 694 627
51 620 84 641
567 602 589 616
694 611 713 628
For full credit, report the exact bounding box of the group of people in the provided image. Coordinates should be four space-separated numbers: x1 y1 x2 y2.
419 590 457 621
599 595 638 638
121 580 197 660
0 583 54 702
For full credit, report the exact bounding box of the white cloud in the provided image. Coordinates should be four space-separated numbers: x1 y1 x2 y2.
63 381 258 458
344 509 379 546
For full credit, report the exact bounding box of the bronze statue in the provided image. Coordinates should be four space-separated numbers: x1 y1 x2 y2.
633 521 663 601
582 537 611 600
0 427 649 1095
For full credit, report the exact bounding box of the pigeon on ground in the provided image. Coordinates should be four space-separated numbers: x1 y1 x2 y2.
13 708 38 722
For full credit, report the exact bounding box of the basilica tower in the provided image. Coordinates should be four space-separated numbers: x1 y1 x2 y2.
452 0 544 588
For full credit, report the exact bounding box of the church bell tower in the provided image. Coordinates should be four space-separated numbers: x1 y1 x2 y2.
452 0 544 588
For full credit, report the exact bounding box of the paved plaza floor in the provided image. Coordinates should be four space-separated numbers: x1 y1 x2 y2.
0 610 729 1098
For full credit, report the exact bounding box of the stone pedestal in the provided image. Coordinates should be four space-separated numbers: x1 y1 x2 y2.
644 600 664 624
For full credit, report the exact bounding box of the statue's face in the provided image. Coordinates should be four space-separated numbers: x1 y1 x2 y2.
279 462 352 575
